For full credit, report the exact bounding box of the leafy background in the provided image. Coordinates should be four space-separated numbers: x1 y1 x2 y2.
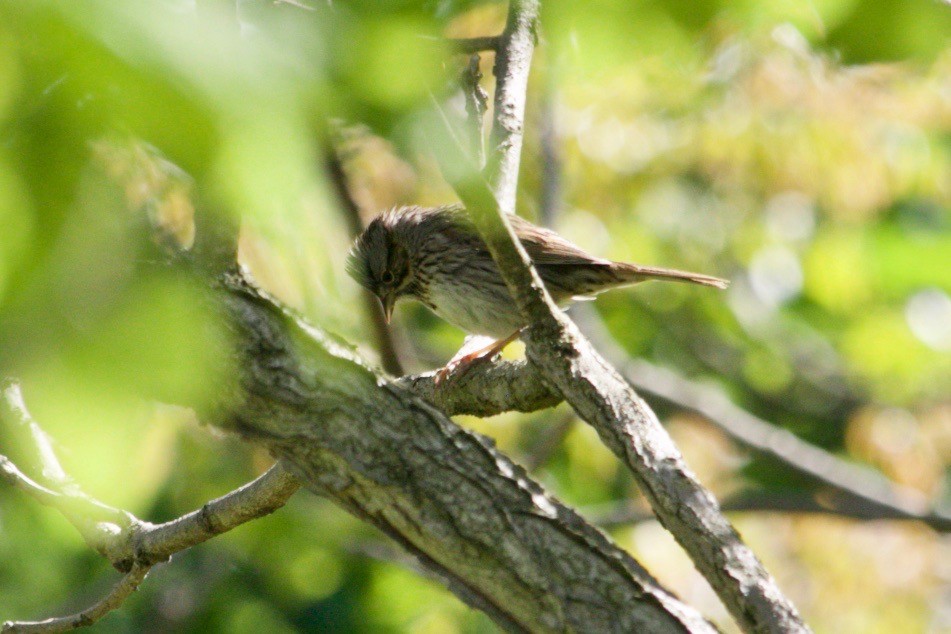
0 0 949 632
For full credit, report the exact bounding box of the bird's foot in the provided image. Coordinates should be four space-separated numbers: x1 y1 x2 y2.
433 332 521 385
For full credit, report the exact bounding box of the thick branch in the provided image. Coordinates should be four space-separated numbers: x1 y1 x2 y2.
397 360 559 416
403 356 951 532
436 119 808 634
213 273 715 633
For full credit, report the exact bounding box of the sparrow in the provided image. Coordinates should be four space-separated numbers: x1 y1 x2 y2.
348 205 727 376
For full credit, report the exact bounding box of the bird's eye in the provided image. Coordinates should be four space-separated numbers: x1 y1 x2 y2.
380 271 395 285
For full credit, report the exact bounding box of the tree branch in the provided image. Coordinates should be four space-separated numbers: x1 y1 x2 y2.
486 0 539 212
574 309 951 530
450 36 501 54
460 54 489 168
2 282 717 632
3 565 150 634
431 2 809 631
592 490 951 529
397 360 559 416
1 383 302 631
401 353 951 532
210 272 717 633
1 383 134 563
325 147 405 376
133 461 301 566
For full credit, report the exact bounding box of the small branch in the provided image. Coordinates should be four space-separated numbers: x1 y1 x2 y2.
3 564 150 634
0 455 130 556
449 36 501 54
2 381 69 485
324 148 405 376
397 360 559 417
460 54 488 168
134 462 301 565
486 0 540 212
537 85 561 227
593 490 951 529
1 382 302 628
1 384 133 561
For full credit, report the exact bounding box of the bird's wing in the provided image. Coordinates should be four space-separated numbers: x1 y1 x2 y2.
434 205 609 281
508 214 610 266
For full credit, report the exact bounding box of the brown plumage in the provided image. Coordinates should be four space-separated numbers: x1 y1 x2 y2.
347 205 728 347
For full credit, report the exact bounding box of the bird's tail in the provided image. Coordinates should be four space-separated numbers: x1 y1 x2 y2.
610 262 729 290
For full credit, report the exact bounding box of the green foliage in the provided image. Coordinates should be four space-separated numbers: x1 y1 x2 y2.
0 1 948 632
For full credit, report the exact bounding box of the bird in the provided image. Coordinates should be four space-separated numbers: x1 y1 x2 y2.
347 205 728 378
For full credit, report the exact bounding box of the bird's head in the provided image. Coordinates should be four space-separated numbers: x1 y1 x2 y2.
346 215 413 323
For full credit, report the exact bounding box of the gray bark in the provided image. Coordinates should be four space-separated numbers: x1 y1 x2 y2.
212 271 716 633
488 0 540 213
430 118 809 632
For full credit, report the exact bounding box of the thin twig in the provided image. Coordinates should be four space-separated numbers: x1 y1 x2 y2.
449 36 501 54
324 148 405 376
1 382 302 628
135 461 301 564
592 490 951 529
460 54 488 168
3 564 150 634
1 384 133 562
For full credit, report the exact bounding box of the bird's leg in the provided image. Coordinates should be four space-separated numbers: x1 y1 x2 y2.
435 330 523 384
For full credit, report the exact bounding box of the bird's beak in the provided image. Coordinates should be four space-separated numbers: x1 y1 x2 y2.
379 293 396 324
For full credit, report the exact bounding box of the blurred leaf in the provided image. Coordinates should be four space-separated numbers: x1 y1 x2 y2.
825 0 951 63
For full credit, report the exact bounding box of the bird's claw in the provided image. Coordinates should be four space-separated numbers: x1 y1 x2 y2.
433 351 490 385
432 331 522 386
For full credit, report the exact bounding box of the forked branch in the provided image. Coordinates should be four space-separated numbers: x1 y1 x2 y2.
434 0 810 631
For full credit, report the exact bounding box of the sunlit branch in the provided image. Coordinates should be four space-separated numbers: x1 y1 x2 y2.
486 0 539 212
1 383 133 562
3 565 150 634
216 273 718 633
1 382 302 631
403 354 951 533
432 1 809 631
